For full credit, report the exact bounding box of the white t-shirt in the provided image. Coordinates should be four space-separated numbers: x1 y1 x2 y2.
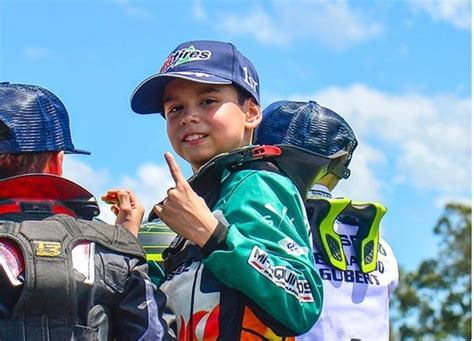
299 185 399 341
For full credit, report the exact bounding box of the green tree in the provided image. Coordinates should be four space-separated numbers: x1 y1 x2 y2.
390 203 471 340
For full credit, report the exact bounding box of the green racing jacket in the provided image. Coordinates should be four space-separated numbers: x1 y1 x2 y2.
139 145 347 340
146 169 323 340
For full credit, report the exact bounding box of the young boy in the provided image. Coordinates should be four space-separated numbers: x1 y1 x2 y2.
256 100 399 340
129 40 323 340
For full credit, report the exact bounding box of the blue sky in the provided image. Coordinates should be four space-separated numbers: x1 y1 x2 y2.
1 0 471 271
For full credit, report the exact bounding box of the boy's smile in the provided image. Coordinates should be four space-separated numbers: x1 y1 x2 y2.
162 78 260 171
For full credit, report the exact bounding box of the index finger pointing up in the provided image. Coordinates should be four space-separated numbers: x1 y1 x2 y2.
164 152 187 185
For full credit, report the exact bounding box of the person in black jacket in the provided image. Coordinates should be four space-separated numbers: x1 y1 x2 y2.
0 82 175 340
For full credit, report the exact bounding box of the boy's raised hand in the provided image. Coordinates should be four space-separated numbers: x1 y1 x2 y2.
154 152 218 247
101 189 144 237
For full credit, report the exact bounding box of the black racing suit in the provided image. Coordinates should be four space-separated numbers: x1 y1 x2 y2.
0 175 176 340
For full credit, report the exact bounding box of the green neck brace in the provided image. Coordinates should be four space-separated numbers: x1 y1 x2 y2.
306 197 387 273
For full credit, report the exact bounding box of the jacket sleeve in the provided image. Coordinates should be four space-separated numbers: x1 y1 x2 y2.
202 170 323 334
112 257 176 340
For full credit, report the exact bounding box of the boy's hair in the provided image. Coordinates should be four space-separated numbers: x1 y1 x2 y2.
0 120 52 179
130 40 260 117
0 152 52 180
255 100 358 179
235 85 253 106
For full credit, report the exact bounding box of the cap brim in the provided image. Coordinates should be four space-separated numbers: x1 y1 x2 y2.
65 148 91 155
130 72 232 116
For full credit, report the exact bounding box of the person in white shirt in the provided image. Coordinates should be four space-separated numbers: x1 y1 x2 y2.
256 100 399 341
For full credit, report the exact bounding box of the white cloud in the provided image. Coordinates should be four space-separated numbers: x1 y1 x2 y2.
409 0 471 29
218 6 290 46
216 0 382 49
63 157 110 194
285 84 471 202
24 47 53 61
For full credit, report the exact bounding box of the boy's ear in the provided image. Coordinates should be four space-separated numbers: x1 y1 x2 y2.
43 151 64 176
244 99 262 130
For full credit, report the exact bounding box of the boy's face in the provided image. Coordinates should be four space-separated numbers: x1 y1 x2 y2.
163 78 261 171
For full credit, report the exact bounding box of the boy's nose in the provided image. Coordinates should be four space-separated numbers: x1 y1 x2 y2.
180 107 200 126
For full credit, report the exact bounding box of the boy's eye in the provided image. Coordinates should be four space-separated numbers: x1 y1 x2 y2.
166 105 183 115
201 98 217 105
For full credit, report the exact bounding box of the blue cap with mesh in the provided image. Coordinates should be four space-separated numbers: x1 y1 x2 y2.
130 40 260 116
0 82 90 155
256 100 357 175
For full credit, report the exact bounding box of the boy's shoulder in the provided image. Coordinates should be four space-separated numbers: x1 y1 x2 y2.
220 167 299 200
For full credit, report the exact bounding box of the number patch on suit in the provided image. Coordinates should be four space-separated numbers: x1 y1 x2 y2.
33 241 62 257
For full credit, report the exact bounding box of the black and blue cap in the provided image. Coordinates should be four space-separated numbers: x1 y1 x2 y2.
0 82 90 155
256 100 358 178
130 40 260 116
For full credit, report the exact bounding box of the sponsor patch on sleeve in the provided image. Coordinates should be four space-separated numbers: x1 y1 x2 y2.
248 245 314 302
